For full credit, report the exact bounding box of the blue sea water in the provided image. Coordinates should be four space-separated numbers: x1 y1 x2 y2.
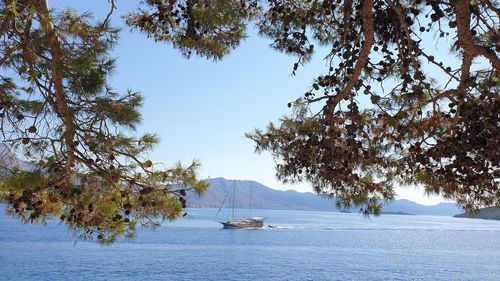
0 207 499 281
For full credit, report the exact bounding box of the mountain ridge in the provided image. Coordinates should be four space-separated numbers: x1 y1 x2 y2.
454 207 500 220
0 144 36 173
187 177 463 216
0 148 463 217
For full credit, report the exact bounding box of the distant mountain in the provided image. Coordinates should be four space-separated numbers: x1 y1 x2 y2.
381 211 415 216
454 207 500 220
187 177 339 211
0 144 36 174
187 178 463 216
383 199 463 216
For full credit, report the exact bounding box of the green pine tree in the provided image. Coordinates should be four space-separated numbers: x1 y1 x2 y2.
0 0 208 244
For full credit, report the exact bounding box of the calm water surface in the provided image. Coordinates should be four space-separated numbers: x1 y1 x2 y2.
1 207 499 280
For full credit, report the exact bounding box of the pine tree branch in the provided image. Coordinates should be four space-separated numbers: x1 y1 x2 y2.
34 0 76 186
479 0 500 19
0 46 20 67
455 0 500 73
384 0 415 60
102 0 116 28
326 0 374 112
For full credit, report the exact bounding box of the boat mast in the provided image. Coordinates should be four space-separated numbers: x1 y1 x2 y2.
249 182 252 215
232 180 235 219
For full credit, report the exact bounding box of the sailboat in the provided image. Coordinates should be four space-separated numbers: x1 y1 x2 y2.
218 180 264 229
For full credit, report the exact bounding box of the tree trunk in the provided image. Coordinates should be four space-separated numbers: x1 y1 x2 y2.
33 0 76 185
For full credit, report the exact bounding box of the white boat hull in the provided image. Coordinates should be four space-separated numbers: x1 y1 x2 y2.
220 217 264 229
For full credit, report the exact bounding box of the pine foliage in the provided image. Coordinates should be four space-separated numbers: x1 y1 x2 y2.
0 0 208 244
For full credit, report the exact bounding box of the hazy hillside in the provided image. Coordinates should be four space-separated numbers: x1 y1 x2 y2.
383 199 463 216
187 178 463 216
0 144 36 173
454 207 500 220
187 177 339 211
1 147 464 218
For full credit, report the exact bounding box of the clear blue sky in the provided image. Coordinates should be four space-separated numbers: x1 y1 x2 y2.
52 1 450 205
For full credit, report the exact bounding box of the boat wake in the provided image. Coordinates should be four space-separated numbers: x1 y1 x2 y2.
266 225 302 229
